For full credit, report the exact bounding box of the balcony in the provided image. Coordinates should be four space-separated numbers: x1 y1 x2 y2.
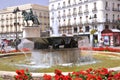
57 15 61 19
73 12 77 16
62 5 66 8
67 13 71 17
103 19 111 24
57 7 61 9
84 9 89 14
92 8 97 12
112 8 120 12
1 18 4 21
78 1 82 4
84 0 88 3
73 3 76 6
78 11 83 15
72 23 77 27
51 8 55 11
84 21 89 26
51 16 54 20
78 23 83 27
62 14 66 18
105 7 110 11
67 4 71 7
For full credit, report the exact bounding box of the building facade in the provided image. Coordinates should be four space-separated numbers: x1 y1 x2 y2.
0 4 49 40
49 0 120 46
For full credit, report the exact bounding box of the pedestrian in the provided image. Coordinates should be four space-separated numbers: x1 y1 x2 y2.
99 38 104 47
1 41 6 53
94 39 98 47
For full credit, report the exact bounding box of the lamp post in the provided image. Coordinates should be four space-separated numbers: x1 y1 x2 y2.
89 14 97 47
13 7 20 50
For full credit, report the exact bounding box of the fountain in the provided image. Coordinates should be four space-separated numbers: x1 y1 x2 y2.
0 37 96 71
14 37 95 69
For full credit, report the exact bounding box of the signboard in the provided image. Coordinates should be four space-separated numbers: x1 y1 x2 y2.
104 36 110 45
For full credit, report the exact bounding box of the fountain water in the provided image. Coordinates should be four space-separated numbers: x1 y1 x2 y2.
18 39 34 60
78 36 94 64
15 37 95 69
51 13 59 37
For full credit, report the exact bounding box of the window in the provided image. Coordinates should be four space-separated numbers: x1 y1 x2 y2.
80 17 82 23
106 14 108 21
58 3 60 9
58 11 60 15
85 5 88 9
52 4 54 10
85 26 89 32
68 0 70 4
105 1 108 8
94 2 97 10
69 9 71 13
73 8 76 13
68 19 70 25
113 14 115 22
63 1 65 7
74 27 77 33
117 15 119 20
112 3 114 10
63 10 65 14
74 0 76 4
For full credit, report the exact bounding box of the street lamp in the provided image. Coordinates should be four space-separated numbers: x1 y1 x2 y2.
13 7 20 50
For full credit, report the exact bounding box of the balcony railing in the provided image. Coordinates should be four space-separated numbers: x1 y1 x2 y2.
67 4 71 7
78 1 82 4
51 16 54 20
105 7 110 11
84 9 89 14
57 15 61 19
112 8 120 12
51 8 55 11
72 23 77 27
67 13 71 17
62 5 66 8
57 7 61 9
62 14 66 18
73 3 76 6
92 8 97 12
78 11 83 15
73 12 77 16
84 0 88 2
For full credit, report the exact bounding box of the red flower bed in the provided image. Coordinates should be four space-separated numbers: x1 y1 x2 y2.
80 47 120 53
14 68 33 80
43 68 120 80
21 48 30 52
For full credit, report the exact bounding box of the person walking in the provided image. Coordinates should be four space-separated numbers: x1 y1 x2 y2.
1 41 6 53
94 39 98 47
99 38 104 47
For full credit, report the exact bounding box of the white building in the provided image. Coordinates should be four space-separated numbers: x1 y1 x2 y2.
0 4 49 40
49 0 120 46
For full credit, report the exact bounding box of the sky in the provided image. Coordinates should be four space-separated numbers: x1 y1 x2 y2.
0 0 49 9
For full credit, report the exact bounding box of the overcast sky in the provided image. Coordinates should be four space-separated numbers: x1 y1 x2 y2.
0 0 49 9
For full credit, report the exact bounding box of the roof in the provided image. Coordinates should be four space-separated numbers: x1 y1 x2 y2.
111 29 120 32
101 29 120 33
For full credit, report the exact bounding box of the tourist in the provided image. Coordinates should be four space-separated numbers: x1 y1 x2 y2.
94 39 98 47
0 40 6 53
99 38 104 47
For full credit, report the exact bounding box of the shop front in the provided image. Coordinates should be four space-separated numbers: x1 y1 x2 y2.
101 29 120 46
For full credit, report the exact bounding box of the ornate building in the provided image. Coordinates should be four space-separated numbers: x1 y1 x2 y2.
0 4 49 40
49 0 120 46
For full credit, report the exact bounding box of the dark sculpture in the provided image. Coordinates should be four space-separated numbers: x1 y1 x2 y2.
22 9 40 26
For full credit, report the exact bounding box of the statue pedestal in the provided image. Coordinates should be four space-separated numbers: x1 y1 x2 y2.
23 26 41 38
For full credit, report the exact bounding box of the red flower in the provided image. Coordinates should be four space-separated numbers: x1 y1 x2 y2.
43 74 52 80
54 69 62 75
